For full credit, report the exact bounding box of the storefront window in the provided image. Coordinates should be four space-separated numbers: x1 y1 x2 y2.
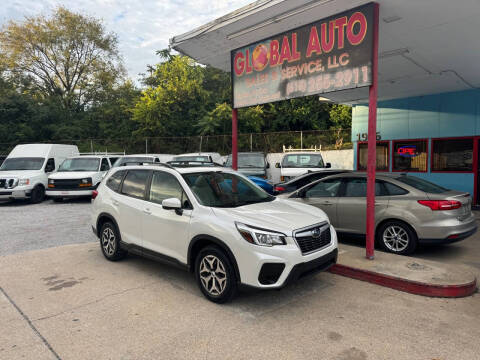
432 138 473 172
358 142 389 171
393 140 427 172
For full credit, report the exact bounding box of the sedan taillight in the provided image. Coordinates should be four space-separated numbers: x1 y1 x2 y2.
274 186 286 193
417 200 462 211
92 190 98 200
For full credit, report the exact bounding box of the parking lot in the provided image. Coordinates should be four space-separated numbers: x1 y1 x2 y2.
0 199 479 360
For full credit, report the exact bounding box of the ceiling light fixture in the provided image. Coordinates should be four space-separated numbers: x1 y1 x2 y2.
382 15 402 23
227 0 334 40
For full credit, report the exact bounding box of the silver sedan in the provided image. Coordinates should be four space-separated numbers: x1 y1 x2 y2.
285 172 477 255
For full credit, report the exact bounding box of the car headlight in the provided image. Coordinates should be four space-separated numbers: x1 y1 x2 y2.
18 178 30 186
235 222 286 246
48 179 54 184
79 178 92 187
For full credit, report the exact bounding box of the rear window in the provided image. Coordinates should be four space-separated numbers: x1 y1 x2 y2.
395 175 448 194
281 154 324 168
121 170 151 199
106 170 126 192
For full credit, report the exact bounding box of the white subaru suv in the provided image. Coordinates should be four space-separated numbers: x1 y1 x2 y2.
91 164 338 303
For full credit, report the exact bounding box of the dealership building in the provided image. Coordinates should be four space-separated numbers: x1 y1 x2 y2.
171 0 480 203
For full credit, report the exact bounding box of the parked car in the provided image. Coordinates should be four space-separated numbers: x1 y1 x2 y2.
285 172 477 255
173 152 222 164
248 176 274 195
91 165 338 303
225 152 269 178
112 154 162 167
274 169 352 195
276 152 331 182
46 156 113 201
0 144 79 203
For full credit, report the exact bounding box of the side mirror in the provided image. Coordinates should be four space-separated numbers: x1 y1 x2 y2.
275 162 280 168
325 162 331 168
266 162 270 169
45 165 54 173
162 197 183 215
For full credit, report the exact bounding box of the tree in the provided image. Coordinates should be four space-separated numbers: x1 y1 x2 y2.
0 7 124 111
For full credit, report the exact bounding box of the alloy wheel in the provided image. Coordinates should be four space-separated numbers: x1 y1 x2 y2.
102 227 116 256
383 225 409 252
199 255 227 296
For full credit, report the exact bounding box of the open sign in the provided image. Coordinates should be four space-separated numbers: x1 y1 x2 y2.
397 145 418 157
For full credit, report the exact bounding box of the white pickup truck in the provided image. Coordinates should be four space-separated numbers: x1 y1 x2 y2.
275 152 331 182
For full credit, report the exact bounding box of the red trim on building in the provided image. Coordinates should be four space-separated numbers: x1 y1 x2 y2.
357 140 390 172
430 136 475 174
329 264 477 298
391 138 428 173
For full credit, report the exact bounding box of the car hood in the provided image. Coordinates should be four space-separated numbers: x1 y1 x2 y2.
211 198 328 236
49 171 98 180
0 170 43 179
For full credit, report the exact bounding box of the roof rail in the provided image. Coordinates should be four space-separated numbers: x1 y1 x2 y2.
119 161 175 170
167 160 224 168
282 145 322 153
80 151 125 156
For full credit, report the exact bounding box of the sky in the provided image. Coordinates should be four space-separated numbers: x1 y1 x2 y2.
0 0 253 81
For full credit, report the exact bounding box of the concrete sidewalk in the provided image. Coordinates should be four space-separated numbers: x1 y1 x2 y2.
332 244 477 297
1 242 480 360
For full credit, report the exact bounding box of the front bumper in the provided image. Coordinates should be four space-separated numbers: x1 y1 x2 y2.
46 189 94 198
0 189 32 200
237 225 338 289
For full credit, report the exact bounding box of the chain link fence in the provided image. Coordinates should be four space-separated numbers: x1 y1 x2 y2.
0 129 352 156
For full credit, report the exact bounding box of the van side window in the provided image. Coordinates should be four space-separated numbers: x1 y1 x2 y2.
106 170 126 192
45 158 55 172
100 158 110 171
121 170 151 199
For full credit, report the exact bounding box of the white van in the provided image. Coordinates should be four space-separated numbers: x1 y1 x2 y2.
0 144 79 203
46 155 112 201
275 152 331 182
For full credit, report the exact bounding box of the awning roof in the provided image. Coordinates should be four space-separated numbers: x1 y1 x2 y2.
170 0 480 104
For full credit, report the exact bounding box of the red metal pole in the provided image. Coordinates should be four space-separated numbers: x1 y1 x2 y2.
232 108 238 170
366 3 379 260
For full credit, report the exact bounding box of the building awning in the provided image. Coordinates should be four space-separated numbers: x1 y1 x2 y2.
170 0 480 104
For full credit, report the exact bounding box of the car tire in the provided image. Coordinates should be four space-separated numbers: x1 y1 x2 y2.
377 220 417 255
99 222 127 261
195 246 237 303
30 185 45 204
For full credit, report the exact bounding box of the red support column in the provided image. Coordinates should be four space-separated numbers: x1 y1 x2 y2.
366 3 379 260
232 108 238 170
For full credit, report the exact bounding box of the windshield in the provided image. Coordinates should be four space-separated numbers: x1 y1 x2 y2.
182 171 274 208
281 154 324 168
113 156 154 167
174 155 210 162
0 157 45 171
395 175 449 194
59 158 100 172
226 154 265 168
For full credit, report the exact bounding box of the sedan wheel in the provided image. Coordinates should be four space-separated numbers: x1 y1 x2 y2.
377 221 417 255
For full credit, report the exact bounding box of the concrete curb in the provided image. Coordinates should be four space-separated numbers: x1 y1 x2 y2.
329 263 477 298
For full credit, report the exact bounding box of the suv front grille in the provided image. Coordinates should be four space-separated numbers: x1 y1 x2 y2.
0 179 5 188
294 223 331 255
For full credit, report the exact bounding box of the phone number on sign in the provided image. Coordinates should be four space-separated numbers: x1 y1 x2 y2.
286 66 369 96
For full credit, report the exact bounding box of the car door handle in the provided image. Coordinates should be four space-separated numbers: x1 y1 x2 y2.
143 208 152 215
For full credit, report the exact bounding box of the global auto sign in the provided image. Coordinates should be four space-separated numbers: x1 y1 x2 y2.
231 3 374 108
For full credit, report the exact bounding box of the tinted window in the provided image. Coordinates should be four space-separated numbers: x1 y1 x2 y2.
106 170 126 192
342 178 385 197
395 175 448 194
432 138 473 172
121 170 150 199
45 158 55 172
149 171 185 205
100 158 110 171
384 182 408 195
282 154 324 168
358 142 389 171
183 172 273 207
0 157 45 171
305 179 342 198
393 140 428 172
